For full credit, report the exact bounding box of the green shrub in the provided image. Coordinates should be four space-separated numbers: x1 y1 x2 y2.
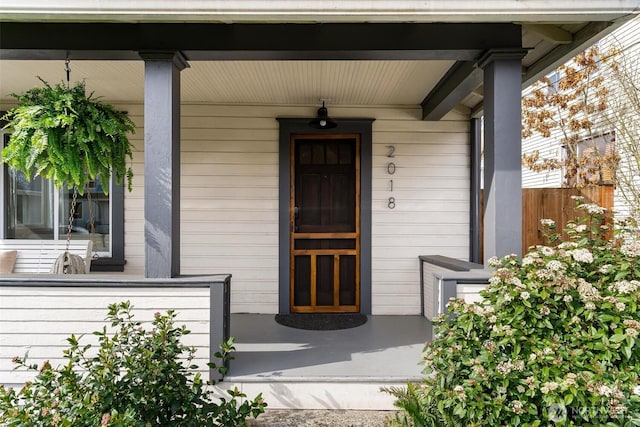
0 301 266 426
390 199 640 426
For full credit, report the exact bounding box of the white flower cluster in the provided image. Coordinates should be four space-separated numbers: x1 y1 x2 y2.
511 400 524 414
598 384 615 397
568 248 594 263
610 280 639 294
453 385 466 401
624 320 640 338
558 241 578 250
483 340 497 353
621 240 640 257
599 264 612 274
488 275 502 286
577 279 600 301
539 246 555 256
496 359 525 375
540 218 555 227
540 381 559 394
578 203 607 215
562 373 578 388
574 224 588 233
492 324 514 336
546 260 565 271
535 269 555 280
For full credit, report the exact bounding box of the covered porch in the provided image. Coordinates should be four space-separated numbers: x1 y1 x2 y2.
1 0 638 410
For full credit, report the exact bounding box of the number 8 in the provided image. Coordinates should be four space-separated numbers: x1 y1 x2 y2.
388 197 396 209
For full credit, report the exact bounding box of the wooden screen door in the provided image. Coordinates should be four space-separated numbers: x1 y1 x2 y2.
290 134 360 313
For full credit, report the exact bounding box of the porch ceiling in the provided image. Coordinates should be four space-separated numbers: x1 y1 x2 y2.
0 59 454 106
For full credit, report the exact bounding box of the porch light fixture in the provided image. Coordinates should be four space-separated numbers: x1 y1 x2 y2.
309 101 337 129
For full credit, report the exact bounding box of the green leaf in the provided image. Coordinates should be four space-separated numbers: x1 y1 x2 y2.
610 334 626 343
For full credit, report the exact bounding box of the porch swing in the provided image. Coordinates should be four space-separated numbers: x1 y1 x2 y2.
51 184 97 274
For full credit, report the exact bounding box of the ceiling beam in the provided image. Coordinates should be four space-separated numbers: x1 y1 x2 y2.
0 22 523 61
523 24 573 44
421 61 483 121
523 20 624 87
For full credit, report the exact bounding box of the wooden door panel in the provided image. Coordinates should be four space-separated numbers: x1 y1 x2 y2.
290 135 360 313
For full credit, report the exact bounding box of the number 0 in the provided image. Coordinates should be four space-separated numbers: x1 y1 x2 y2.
387 162 396 175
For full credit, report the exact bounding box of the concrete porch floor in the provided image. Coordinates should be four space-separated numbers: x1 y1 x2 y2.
216 314 431 410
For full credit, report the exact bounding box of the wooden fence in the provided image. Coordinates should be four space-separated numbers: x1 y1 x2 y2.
481 185 614 258
521 186 614 253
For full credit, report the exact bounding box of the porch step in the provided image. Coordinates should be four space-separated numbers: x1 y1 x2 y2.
214 378 410 410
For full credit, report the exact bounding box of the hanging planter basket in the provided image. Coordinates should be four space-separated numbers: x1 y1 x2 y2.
1 77 135 195
1 77 136 274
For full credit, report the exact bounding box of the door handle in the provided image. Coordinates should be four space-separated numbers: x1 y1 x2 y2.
292 206 300 233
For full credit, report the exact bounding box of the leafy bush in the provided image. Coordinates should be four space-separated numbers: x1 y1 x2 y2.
389 199 640 426
0 301 266 426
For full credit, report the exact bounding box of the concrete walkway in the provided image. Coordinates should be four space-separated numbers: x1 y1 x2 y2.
247 409 398 426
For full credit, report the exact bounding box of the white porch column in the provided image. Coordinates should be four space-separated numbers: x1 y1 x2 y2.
478 49 527 264
140 51 189 278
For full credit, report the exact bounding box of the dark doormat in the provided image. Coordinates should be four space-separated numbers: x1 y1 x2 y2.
274 313 368 330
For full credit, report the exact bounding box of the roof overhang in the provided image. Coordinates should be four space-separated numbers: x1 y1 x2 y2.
1 0 638 23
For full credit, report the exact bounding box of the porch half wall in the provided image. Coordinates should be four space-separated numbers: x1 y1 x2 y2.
110 103 470 315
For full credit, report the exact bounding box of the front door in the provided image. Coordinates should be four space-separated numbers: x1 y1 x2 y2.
290 134 360 313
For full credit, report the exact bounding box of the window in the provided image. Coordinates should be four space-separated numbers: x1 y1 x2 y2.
562 132 617 187
1 132 125 271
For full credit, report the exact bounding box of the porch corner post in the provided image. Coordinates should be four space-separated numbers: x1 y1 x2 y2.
140 51 189 278
478 49 527 265
469 117 482 264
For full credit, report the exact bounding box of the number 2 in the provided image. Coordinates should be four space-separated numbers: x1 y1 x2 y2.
386 145 396 158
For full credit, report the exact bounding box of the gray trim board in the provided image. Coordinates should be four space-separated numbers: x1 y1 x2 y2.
522 21 622 87
421 61 484 121
0 22 523 61
91 180 126 272
469 118 482 264
418 255 483 272
277 118 374 315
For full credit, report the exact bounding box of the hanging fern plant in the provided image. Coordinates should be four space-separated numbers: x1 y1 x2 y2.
1 78 135 194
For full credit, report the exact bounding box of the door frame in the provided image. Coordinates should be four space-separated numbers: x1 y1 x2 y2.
277 117 374 314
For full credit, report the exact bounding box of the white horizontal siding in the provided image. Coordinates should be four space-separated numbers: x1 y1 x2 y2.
602 17 640 221
114 103 470 315
421 263 455 320
456 283 488 305
0 286 211 385
372 109 470 314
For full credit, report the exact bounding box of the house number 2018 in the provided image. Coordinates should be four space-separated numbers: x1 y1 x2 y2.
386 145 396 209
